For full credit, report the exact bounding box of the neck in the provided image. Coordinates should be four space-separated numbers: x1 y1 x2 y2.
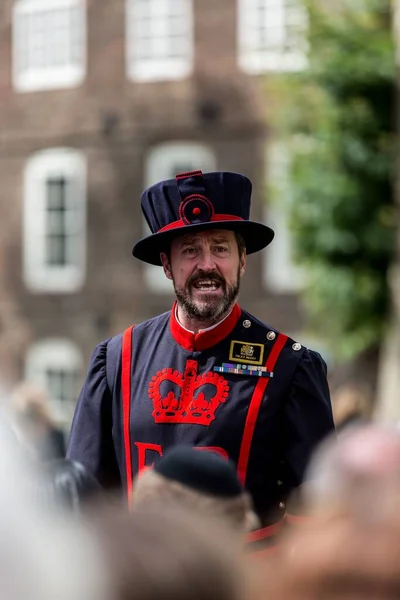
176 303 234 334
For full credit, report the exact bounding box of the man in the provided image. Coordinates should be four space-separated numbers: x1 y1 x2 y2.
67 170 334 525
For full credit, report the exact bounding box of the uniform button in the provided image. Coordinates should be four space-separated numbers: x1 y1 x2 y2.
243 320 251 328
266 331 276 341
277 480 283 486
279 502 285 509
292 342 302 351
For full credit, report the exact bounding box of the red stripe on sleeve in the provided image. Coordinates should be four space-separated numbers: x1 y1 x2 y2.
122 325 135 505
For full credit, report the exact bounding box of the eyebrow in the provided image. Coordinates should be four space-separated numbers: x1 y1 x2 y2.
212 237 231 244
179 236 231 247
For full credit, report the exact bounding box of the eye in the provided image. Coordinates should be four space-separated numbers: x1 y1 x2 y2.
183 247 196 255
214 246 228 253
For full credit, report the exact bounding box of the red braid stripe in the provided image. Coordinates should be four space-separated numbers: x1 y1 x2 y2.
237 333 288 485
122 325 135 505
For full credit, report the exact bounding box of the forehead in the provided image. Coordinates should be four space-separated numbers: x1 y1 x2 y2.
173 229 236 247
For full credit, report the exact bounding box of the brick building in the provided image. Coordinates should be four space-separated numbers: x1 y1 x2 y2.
0 0 310 427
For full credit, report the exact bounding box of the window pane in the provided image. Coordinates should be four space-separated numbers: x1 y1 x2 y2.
127 0 192 80
14 1 86 91
23 149 86 293
46 210 65 233
45 368 79 404
44 178 76 267
47 178 67 209
238 0 307 72
25 339 83 428
46 235 67 266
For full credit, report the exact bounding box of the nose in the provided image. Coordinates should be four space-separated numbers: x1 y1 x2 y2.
197 248 216 271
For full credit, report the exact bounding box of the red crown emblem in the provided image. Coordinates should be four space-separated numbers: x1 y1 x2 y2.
148 364 230 426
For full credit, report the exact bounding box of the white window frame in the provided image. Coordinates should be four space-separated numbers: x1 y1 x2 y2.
126 0 193 82
25 339 83 425
237 0 308 73
13 0 87 93
263 141 304 292
23 148 87 293
143 142 216 292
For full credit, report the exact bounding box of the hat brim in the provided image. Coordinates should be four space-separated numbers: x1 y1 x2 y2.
132 220 275 266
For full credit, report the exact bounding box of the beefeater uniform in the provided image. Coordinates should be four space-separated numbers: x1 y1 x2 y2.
67 170 334 526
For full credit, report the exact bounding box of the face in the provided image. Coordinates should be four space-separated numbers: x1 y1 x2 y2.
161 229 246 323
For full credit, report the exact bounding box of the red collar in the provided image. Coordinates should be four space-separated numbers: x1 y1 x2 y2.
170 302 242 351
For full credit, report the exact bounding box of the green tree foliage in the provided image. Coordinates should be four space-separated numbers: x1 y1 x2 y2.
268 0 397 359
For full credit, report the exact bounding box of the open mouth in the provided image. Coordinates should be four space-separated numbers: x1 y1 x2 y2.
192 279 222 292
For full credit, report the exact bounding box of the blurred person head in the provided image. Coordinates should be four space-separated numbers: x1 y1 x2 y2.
303 424 400 520
12 381 53 426
256 506 400 600
90 503 246 600
11 382 65 460
253 427 400 599
132 172 274 329
133 446 259 533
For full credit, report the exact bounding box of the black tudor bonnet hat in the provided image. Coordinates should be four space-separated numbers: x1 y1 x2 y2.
153 446 244 498
132 170 275 266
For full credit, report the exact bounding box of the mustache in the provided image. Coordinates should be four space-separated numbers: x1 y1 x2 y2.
187 270 226 288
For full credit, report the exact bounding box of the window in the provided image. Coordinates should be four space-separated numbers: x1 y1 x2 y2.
126 0 193 82
23 148 86 293
13 0 86 92
143 142 216 292
238 0 307 73
25 339 83 425
263 142 304 292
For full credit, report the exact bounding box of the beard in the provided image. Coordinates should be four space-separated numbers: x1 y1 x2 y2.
173 266 241 324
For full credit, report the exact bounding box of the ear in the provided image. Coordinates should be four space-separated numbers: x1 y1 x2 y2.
239 250 246 278
160 252 173 280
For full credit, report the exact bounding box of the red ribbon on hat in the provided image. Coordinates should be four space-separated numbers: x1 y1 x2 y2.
158 214 244 233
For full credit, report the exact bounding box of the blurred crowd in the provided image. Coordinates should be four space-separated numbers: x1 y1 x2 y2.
1 379 400 600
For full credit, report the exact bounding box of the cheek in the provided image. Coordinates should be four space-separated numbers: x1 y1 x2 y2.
220 263 240 282
173 264 193 286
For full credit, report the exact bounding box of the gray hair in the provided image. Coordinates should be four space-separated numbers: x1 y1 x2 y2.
133 469 259 532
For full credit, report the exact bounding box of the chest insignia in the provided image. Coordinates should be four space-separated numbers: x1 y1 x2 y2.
229 340 264 365
214 363 273 377
148 360 230 426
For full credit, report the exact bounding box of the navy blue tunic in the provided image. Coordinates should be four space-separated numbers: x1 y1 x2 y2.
67 304 334 521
